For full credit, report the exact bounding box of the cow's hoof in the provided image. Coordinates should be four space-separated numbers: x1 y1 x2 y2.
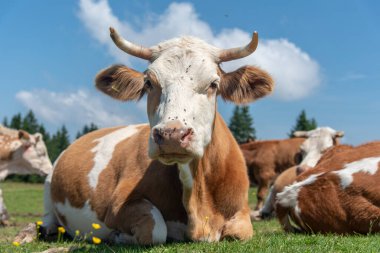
250 210 262 221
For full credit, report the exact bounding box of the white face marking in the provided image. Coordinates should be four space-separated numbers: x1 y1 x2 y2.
299 127 339 168
88 125 145 189
147 37 220 160
178 163 193 189
54 199 112 239
149 201 168 244
333 157 380 189
276 173 323 208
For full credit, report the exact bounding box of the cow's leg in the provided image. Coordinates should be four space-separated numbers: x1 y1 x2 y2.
166 221 187 242
40 172 58 237
255 169 275 210
0 188 10 226
105 199 167 245
222 206 253 240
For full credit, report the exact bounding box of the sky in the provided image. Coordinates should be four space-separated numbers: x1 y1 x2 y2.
0 0 379 144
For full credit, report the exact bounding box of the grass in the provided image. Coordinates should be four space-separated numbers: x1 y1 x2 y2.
1 182 380 252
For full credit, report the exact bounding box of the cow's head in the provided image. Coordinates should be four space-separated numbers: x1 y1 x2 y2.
294 127 344 171
9 131 53 176
96 28 274 165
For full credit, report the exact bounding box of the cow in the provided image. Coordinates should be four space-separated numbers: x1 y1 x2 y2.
240 137 306 211
276 141 380 234
40 27 274 245
0 126 52 225
256 127 344 220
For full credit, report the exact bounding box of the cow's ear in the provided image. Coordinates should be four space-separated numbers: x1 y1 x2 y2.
219 65 274 104
95 64 145 101
18 130 30 140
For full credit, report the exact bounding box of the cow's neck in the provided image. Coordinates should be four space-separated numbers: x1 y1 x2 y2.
177 112 243 241
0 161 30 181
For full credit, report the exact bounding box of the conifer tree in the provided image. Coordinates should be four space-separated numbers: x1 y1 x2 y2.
76 123 98 139
2 117 9 127
289 110 318 137
10 113 22 129
229 105 256 143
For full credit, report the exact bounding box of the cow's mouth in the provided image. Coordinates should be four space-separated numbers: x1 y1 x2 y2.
158 153 193 164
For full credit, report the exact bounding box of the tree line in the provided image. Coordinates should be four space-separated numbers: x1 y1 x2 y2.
228 106 317 144
2 110 98 183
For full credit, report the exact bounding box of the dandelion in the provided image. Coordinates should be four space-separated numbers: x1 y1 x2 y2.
36 221 43 226
75 230 80 236
205 216 209 222
92 236 102 244
58 226 66 234
92 223 101 230
12 241 20 247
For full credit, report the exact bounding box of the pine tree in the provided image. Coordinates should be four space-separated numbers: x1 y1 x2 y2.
10 113 22 129
229 105 256 143
49 125 70 162
289 110 318 137
76 123 98 139
22 110 40 133
2 117 9 127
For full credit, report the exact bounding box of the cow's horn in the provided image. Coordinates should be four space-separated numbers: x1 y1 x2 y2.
109 27 152 60
218 31 258 62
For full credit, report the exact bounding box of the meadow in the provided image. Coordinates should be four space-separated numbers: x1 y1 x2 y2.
1 182 380 253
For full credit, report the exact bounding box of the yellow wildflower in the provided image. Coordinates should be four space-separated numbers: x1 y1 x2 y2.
92 223 101 230
58 226 66 234
92 236 102 244
36 221 43 226
75 230 80 236
205 216 209 222
12 241 20 247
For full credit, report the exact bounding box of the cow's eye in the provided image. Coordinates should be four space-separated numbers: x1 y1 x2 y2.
144 80 153 91
209 81 218 90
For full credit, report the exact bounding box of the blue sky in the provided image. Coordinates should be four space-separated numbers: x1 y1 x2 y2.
0 0 379 144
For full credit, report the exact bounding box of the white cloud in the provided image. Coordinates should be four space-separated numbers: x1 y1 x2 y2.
78 0 321 100
15 89 142 128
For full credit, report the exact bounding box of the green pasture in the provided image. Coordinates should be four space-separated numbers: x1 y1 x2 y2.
0 182 379 252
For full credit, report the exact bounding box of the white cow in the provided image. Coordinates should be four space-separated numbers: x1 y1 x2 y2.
0 125 52 225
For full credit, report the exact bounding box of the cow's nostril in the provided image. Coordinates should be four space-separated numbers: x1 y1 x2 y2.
181 128 193 143
153 128 164 145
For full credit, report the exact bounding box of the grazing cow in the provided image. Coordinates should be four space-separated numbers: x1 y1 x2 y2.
257 127 344 220
0 126 52 225
41 27 274 245
276 141 380 234
240 138 306 210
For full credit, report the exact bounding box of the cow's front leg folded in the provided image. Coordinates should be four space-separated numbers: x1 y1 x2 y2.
105 199 167 245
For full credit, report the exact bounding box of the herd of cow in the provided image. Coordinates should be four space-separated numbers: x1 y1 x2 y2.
1 28 380 245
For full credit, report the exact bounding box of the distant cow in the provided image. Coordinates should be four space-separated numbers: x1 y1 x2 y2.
41 27 274 244
257 127 344 219
240 138 305 210
276 141 380 234
0 126 52 225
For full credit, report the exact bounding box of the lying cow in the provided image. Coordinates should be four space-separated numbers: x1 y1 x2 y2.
256 127 344 219
41 28 274 244
0 126 52 225
240 137 306 210
276 141 380 234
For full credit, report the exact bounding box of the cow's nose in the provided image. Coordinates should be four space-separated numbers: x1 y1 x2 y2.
153 121 193 148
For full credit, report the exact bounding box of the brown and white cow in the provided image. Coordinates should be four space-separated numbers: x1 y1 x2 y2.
240 137 306 210
256 127 344 219
276 141 380 234
0 126 52 225
41 28 274 244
